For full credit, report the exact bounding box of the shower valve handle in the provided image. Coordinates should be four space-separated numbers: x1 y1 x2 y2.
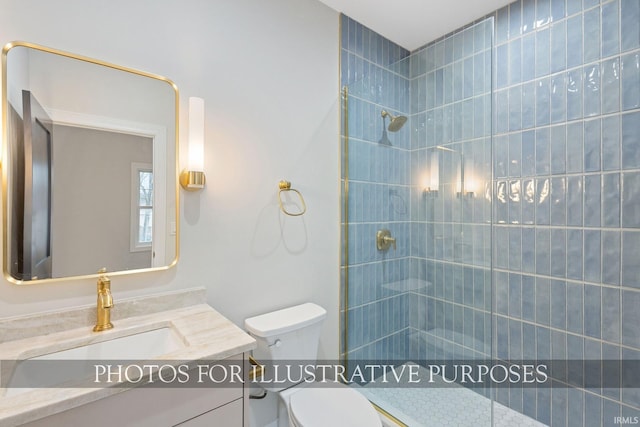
376 229 397 251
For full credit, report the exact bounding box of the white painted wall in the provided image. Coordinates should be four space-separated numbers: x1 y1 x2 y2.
0 0 339 364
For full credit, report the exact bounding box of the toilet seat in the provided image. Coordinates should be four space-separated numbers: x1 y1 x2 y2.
288 384 382 427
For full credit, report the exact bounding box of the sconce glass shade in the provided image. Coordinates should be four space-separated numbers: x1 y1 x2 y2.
181 96 206 191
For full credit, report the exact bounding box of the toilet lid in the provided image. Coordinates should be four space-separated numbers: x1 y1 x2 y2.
289 385 382 427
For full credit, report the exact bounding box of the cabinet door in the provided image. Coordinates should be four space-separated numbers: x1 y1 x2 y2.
176 398 243 427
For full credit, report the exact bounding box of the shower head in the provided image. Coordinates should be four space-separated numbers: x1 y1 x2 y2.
381 110 407 132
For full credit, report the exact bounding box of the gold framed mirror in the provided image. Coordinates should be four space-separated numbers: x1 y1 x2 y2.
2 41 179 284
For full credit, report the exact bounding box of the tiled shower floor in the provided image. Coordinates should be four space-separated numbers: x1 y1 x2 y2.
354 363 547 427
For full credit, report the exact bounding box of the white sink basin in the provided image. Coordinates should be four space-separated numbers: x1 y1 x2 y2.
30 327 184 360
5 327 184 396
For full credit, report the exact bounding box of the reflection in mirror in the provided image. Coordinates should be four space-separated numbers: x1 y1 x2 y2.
2 42 179 284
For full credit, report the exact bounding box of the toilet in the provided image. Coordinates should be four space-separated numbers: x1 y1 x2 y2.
244 303 382 427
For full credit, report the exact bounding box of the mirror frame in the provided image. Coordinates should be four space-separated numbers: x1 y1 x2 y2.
1 41 180 285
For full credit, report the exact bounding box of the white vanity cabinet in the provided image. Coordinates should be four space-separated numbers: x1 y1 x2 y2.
21 355 249 427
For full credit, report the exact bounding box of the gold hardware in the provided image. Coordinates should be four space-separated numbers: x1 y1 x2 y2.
277 180 307 216
180 170 206 191
93 268 114 332
376 229 396 251
248 355 264 381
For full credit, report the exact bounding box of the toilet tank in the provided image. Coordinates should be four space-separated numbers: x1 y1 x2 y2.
244 303 327 363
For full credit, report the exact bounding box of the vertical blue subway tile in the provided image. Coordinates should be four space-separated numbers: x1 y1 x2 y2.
522 274 536 320
603 173 621 228
622 290 640 347
551 228 567 277
602 287 621 343
622 111 640 169
497 5 510 44
536 78 551 126
510 0 523 38
536 228 551 275
537 178 551 224
601 58 621 114
583 7 601 64
584 230 601 282
551 0 566 21
509 273 523 317
602 116 621 171
435 68 444 106
536 28 551 78
566 282 584 334
463 27 475 58
584 63 601 117
567 15 583 68
602 0 620 57
496 90 509 135
551 76 567 124
551 279 567 329
623 172 640 228
602 231 621 285
621 52 640 111
522 33 536 83
522 0 536 33
566 229 584 280
510 319 523 360
537 0 552 28
621 0 640 51
537 325 552 362
583 0 599 9
551 177 567 225
585 393 603 427
496 43 509 89
522 130 536 176
567 388 584 427
566 69 583 120
566 121 584 173
509 223 523 269
603 400 622 427
509 86 522 131
622 348 640 408
510 38 522 85
584 119 601 172
536 127 551 174
566 176 583 226
536 278 551 325
552 388 568 427
473 53 485 97
465 58 475 100
509 133 523 177
551 125 567 174
551 21 567 74
584 174 602 227
522 227 536 272
584 285 601 339
522 81 536 129
566 0 582 15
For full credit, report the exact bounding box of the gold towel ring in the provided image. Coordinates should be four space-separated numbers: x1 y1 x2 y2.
278 180 307 216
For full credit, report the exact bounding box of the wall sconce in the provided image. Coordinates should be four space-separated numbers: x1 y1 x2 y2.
422 151 439 196
456 154 475 198
180 97 206 191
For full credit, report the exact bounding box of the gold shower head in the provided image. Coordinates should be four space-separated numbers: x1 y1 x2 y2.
381 110 408 132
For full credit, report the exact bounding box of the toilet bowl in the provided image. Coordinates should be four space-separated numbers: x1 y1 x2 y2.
245 303 381 427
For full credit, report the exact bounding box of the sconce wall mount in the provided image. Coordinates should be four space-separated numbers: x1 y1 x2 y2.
180 96 206 191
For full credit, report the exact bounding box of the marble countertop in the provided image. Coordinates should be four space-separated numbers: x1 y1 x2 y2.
0 288 256 426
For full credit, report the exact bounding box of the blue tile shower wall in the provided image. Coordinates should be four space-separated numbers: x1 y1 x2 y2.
340 15 413 363
341 0 640 423
491 0 640 425
407 19 495 383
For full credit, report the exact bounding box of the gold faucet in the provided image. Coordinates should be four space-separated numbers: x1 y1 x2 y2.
93 268 114 332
